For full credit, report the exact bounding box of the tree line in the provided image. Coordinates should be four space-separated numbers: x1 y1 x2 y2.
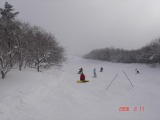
83 39 160 66
0 2 65 79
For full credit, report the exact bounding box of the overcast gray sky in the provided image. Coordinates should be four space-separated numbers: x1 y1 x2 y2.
1 0 160 55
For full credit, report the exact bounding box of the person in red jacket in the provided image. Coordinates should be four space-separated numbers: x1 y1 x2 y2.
80 72 85 82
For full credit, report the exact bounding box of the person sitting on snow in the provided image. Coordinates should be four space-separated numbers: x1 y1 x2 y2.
78 67 83 74
135 68 140 74
100 67 103 72
80 72 85 82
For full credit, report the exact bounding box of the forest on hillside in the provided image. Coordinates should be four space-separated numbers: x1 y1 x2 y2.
84 39 160 66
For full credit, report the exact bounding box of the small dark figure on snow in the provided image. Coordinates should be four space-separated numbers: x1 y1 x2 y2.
100 67 103 72
135 68 140 74
78 67 83 74
80 72 85 82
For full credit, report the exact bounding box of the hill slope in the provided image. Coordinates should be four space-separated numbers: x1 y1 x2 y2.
0 56 160 120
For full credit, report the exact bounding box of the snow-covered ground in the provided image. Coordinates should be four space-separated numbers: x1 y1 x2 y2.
0 55 160 120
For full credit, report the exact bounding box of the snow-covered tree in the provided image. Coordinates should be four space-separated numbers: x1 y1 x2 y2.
23 26 65 72
0 2 66 78
0 2 19 78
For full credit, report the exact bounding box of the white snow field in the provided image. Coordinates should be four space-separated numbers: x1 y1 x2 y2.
0 55 160 120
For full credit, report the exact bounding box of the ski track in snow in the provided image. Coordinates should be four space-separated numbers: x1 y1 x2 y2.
0 55 160 120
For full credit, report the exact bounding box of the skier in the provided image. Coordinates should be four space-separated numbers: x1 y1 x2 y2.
100 67 103 72
80 72 85 82
78 67 83 74
93 68 97 78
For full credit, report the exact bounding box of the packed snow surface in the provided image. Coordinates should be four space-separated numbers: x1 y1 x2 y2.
0 55 160 120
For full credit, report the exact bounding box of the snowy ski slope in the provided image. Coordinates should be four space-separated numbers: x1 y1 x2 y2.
0 55 160 120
